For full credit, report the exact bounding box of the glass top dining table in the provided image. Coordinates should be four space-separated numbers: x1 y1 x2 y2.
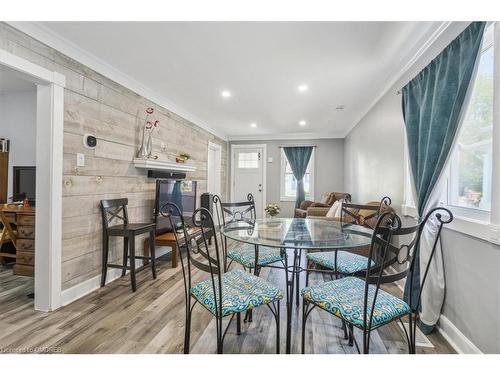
221 217 373 250
221 217 373 354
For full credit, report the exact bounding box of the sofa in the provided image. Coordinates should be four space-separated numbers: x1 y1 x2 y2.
308 198 394 228
294 192 351 218
307 197 394 258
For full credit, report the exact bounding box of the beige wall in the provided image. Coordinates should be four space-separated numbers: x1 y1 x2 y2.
344 91 405 206
345 86 500 354
343 22 500 352
0 23 227 290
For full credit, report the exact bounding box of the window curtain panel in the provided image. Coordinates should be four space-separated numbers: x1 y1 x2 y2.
283 146 313 208
402 21 486 334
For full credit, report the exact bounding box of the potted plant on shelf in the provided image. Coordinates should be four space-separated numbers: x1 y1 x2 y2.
176 152 191 163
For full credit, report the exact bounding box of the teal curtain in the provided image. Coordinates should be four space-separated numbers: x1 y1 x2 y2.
284 146 313 208
402 22 486 329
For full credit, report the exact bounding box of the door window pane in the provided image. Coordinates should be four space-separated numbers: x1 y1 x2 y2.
238 152 259 169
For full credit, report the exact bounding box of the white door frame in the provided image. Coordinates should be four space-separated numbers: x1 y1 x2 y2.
230 144 267 215
0 48 65 312
207 141 222 197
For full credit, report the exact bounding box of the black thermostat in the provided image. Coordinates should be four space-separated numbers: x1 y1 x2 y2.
83 134 97 149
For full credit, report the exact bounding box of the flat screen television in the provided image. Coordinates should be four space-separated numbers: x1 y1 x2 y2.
155 180 197 234
13 166 36 204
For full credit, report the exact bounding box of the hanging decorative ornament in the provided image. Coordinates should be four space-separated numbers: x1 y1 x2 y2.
137 108 160 159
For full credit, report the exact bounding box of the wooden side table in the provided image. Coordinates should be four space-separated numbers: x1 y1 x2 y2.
143 227 209 268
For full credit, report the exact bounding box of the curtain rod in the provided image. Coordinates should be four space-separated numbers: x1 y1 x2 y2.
279 145 317 148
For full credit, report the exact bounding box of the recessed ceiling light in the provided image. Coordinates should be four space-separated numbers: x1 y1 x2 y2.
299 120 307 126
250 123 257 128
298 84 309 92
221 90 232 98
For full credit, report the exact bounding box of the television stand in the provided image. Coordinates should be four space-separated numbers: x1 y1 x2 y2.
143 227 213 268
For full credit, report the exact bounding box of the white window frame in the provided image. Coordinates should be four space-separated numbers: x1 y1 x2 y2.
402 22 500 245
280 148 315 202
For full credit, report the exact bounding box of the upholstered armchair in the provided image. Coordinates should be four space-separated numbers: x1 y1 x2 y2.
294 192 351 218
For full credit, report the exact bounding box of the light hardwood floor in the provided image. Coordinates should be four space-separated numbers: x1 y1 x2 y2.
0 254 455 354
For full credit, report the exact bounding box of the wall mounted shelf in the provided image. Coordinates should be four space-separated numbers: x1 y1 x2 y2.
133 158 196 173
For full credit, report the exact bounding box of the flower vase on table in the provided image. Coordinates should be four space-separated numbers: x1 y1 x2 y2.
263 203 282 229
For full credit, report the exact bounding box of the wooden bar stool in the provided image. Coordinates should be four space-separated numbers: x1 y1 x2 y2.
100 198 156 292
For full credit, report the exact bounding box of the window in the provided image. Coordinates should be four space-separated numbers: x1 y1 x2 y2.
448 26 494 216
238 152 259 169
280 149 314 201
402 24 500 243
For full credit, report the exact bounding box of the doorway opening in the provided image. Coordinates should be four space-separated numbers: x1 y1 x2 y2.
0 49 65 311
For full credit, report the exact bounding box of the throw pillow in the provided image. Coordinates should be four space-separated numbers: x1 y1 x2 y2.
326 200 341 218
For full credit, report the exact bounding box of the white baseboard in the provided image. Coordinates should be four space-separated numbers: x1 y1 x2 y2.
60 246 172 307
388 268 482 354
437 315 482 354
61 268 121 306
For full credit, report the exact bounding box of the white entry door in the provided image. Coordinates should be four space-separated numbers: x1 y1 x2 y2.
232 145 265 218
207 142 222 197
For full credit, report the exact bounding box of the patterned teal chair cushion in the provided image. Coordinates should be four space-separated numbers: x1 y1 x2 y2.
307 250 374 274
227 243 283 268
191 269 283 317
301 276 411 329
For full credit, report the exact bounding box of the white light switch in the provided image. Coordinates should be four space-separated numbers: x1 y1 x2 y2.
77 153 85 167
268 157 273 163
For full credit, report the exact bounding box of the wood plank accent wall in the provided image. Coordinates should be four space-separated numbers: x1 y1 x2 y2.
0 23 228 290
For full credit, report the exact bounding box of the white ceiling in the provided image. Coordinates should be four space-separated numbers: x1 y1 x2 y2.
36 21 441 140
0 66 36 93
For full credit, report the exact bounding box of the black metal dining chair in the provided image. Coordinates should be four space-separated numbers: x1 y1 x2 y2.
212 193 285 274
301 207 453 354
161 203 283 354
212 194 287 324
304 196 392 344
305 196 393 284
100 198 156 292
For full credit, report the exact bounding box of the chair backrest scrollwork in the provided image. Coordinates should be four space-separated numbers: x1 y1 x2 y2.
360 207 453 332
160 204 224 320
212 194 256 270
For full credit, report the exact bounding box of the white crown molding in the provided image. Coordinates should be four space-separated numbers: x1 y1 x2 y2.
343 21 457 138
7 21 228 141
228 131 344 141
